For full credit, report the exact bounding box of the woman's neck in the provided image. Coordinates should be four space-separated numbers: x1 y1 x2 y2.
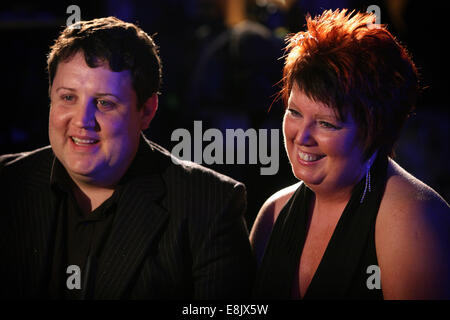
310 187 352 220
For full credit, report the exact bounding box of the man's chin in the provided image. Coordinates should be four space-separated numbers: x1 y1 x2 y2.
68 169 96 183
63 161 100 184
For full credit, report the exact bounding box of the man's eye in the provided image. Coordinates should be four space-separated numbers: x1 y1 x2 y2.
97 99 115 109
62 95 75 102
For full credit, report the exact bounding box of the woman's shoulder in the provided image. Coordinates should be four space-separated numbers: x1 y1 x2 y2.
251 182 302 229
261 182 302 222
375 158 450 298
250 181 302 263
379 158 449 217
377 158 450 242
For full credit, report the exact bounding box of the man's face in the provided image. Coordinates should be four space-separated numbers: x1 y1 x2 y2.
49 51 155 187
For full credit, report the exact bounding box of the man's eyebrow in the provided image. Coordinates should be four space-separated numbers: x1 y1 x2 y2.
95 92 122 101
55 88 122 101
56 87 76 92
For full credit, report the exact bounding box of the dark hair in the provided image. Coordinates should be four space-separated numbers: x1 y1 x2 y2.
47 16 162 109
281 9 419 160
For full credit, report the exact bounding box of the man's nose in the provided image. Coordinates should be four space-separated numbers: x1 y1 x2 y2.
73 99 96 129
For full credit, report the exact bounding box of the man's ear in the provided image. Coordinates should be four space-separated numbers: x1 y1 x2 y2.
140 94 158 130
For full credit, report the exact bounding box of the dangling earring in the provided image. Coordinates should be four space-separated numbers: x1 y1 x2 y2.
360 163 371 204
360 151 377 204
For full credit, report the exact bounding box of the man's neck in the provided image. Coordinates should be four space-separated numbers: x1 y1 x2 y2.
71 182 115 215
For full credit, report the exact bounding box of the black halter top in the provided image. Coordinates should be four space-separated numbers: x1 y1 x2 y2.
253 155 388 299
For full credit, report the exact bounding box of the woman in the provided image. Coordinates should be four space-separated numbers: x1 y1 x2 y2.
250 9 450 299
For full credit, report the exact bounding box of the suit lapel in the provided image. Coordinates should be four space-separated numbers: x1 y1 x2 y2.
13 149 59 296
94 138 170 299
10 138 171 299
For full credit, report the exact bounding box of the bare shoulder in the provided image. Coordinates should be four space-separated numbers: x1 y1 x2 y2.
377 159 450 226
250 182 302 264
252 181 301 234
375 159 450 299
259 182 302 224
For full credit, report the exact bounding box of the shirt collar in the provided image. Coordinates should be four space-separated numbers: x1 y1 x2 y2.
50 156 74 194
50 157 120 220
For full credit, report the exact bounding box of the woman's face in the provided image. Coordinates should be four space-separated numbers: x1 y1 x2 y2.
283 84 366 195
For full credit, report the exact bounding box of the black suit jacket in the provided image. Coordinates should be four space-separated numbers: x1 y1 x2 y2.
0 135 255 299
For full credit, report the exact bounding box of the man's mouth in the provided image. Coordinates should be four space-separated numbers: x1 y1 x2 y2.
298 150 325 162
70 136 99 146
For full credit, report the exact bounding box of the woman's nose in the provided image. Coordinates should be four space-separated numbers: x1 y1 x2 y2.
295 123 316 146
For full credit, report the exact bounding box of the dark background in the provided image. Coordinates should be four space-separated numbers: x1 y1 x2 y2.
1 0 448 229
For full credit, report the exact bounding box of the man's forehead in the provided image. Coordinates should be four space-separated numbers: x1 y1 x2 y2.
55 53 132 84
58 51 118 73
52 52 135 102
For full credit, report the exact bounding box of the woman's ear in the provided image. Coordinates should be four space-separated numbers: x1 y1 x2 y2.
140 94 158 130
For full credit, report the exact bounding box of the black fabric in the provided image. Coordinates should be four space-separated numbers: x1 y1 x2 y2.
0 135 256 299
47 158 118 299
253 155 388 299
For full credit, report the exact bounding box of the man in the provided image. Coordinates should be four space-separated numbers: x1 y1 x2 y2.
0 17 255 299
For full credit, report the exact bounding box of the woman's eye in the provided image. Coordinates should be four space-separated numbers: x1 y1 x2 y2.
287 108 302 117
319 121 340 130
